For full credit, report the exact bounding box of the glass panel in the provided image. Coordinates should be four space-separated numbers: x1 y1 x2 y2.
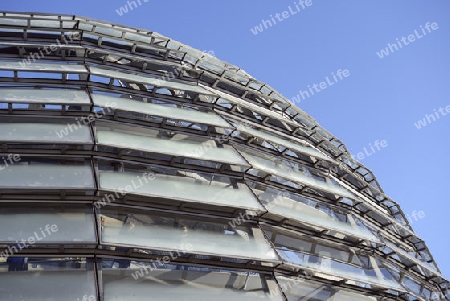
78 22 94 31
101 263 283 301
198 60 224 74
98 171 264 211
233 121 331 162
62 21 77 29
92 94 230 128
294 114 315 129
384 241 439 274
100 207 277 261
269 232 313 253
0 60 88 73
269 197 379 242
0 122 92 143
94 26 122 37
89 66 214 96
248 81 263 91
224 70 249 85
4 13 31 17
96 129 247 166
0 164 95 189
0 205 96 243
277 276 334 300
0 89 91 104
277 276 377 301
0 18 28 26
0 257 96 300
202 85 294 123
402 276 422 296
315 244 349 263
125 32 152 44
284 251 404 291
240 149 354 199
30 19 60 28
259 191 378 242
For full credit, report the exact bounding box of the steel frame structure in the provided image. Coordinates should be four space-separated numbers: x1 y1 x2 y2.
0 11 448 301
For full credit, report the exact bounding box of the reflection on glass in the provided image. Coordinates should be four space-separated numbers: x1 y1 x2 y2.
92 94 228 128
277 275 377 301
255 188 378 242
276 247 403 291
96 128 247 166
232 121 331 162
0 205 96 243
238 148 354 199
101 260 283 301
99 208 278 261
0 257 96 299
98 171 264 211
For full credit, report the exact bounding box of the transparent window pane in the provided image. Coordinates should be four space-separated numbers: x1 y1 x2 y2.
96 129 246 166
257 190 378 242
277 276 377 301
101 263 283 301
239 148 354 199
90 66 214 96
202 85 294 123
232 121 331 162
92 94 229 128
99 171 264 211
100 207 277 261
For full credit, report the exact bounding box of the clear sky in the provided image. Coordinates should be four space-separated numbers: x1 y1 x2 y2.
3 0 449 278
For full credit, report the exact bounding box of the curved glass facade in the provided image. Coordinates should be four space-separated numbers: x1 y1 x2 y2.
0 11 448 301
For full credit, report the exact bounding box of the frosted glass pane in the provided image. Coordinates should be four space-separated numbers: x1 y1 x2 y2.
277 277 331 300
327 260 403 290
0 18 28 26
0 164 95 189
241 151 354 199
260 193 379 242
332 290 378 301
30 19 60 28
0 271 96 300
279 253 404 291
233 122 331 162
99 172 264 211
90 66 214 95
203 85 297 124
97 130 247 166
0 123 92 143
103 269 283 301
102 224 277 261
0 60 88 73
92 94 230 128
0 89 91 104
276 276 377 301
0 208 96 243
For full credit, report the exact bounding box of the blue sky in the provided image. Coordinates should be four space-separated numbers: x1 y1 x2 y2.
3 0 450 278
